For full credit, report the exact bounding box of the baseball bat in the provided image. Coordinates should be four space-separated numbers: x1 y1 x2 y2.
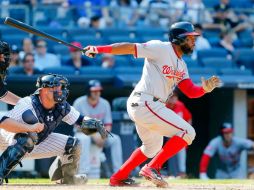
4 17 85 52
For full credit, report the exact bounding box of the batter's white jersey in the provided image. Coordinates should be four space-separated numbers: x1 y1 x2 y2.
134 40 189 102
0 96 80 159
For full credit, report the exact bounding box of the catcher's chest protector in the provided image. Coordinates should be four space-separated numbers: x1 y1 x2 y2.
31 95 71 143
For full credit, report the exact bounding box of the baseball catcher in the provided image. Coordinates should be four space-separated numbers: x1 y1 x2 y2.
0 73 108 185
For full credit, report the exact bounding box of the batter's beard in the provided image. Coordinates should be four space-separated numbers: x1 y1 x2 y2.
180 44 194 55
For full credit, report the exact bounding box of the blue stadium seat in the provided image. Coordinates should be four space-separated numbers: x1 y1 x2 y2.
53 45 70 56
183 56 200 68
233 48 254 71
114 67 142 75
79 66 114 75
189 67 217 75
202 57 233 69
114 56 132 67
43 66 75 75
202 0 220 8
73 37 105 46
130 58 144 67
197 48 228 64
8 66 23 74
108 36 139 44
219 68 252 75
100 28 133 38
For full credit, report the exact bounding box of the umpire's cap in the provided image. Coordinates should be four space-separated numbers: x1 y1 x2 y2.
169 22 200 44
220 122 233 134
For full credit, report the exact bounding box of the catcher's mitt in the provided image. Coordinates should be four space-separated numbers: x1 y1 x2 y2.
80 116 108 139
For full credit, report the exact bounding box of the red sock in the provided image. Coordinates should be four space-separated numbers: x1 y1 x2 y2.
112 148 147 179
148 136 188 169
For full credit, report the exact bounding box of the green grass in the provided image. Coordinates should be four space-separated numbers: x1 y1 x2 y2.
8 178 254 185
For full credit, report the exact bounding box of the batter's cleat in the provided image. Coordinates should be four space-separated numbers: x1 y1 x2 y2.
109 176 139 186
139 164 168 188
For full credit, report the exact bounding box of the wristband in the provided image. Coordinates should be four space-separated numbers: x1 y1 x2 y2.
97 45 112 53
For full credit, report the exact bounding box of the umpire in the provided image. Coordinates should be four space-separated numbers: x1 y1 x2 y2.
0 73 108 185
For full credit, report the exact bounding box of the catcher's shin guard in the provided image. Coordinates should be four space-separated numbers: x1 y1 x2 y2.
49 136 82 184
0 133 35 180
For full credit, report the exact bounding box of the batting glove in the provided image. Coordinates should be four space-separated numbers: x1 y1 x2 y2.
201 76 222 93
83 46 98 58
199 172 210 180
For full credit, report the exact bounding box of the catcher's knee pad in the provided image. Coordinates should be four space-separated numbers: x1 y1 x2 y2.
49 136 81 184
0 133 35 178
178 126 196 145
141 138 163 158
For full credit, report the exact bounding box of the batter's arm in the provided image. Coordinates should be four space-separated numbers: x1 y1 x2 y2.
84 43 136 57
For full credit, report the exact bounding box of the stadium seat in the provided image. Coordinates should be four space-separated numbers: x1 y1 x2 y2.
202 0 220 8
219 68 252 75
183 56 200 68
53 45 70 57
130 58 145 67
197 48 228 64
114 56 132 67
233 48 254 71
189 67 217 75
43 66 75 75
114 67 142 75
202 57 233 69
79 66 114 75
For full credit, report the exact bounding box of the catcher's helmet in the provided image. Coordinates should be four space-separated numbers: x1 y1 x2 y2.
87 80 102 96
220 122 233 134
36 74 70 103
169 22 200 45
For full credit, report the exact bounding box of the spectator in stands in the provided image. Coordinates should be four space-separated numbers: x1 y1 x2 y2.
34 39 60 71
191 24 211 60
101 54 116 69
219 31 235 59
109 0 139 27
89 15 106 29
204 0 250 34
15 53 42 76
165 90 192 178
19 38 34 60
73 80 123 178
67 0 112 27
65 41 91 72
199 122 254 179
139 0 172 27
9 45 21 67
172 0 213 24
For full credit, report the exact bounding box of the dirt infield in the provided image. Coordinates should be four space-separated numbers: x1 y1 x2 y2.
2 179 254 190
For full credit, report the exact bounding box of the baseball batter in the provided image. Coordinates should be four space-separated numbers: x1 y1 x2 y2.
199 122 254 179
0 74 108 185
84 21 221 187
0 41 43 133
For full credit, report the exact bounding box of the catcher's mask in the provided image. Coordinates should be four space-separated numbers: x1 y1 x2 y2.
35 74 70 103
87 79 103 97
168 22 200 55
0 41 11 82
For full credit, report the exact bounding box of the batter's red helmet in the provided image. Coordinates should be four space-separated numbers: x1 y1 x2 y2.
169 22 200 45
